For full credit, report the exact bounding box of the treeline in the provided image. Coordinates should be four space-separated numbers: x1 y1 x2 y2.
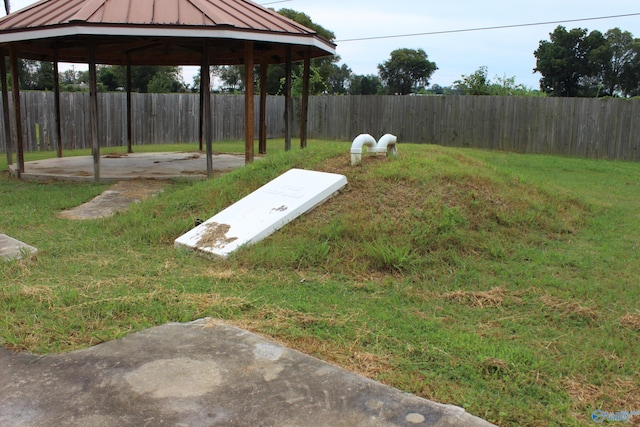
12 61 186 93
4 9 640 98
534 27 640 97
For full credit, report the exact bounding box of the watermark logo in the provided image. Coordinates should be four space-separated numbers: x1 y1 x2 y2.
592 409 640 423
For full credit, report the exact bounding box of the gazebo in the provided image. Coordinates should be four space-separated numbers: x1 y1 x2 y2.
0 0 336 181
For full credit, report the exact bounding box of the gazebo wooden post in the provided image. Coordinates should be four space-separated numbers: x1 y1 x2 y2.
284 46 292 151
126 55 133 153
198 73 204 152
300 48 310 149
9 47 23 176
258 58 267 155
244 41 254 164
0 52 12 166
53 53 62 158
201 43 213 177
88 44 100 182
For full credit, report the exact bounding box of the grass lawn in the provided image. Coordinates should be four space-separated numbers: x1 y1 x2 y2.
1 141 639 426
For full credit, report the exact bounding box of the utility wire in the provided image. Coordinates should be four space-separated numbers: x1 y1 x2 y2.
260 0 294 5
336 12 640 43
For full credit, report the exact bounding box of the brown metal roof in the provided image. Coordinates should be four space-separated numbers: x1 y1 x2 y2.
0 0 318 34
0 0 336 65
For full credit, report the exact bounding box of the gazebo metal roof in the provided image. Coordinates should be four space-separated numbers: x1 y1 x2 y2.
0 0 335 181
0 0 335 65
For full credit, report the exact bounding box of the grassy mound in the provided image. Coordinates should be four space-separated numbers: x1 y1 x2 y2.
235 146 586 279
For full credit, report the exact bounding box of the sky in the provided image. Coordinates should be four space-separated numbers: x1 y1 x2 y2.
3 0 640 90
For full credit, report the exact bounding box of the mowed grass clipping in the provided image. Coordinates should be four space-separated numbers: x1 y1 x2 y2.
1 142 639 426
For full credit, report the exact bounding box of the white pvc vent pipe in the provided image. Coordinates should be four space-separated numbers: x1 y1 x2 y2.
377 134 398 156
350 133 397 165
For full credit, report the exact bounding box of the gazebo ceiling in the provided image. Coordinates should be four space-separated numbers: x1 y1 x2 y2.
0 0 336 65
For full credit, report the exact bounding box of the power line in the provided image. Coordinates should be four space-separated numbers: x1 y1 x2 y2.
336 12 640 43
260 0 294 5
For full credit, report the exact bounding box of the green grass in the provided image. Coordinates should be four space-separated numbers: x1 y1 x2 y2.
1 141 639 426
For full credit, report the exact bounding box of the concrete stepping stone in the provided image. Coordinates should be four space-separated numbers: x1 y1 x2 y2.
0 234 38 261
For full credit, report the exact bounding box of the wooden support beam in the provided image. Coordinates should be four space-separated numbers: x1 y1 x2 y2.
9 48 23 176
126 56 133 153
88 44 100 182
259 58 267 155
284 46 292 151
201 44 213 177
1 53 12 166
53 55 62 158
300 49 310 149
198 71 204 152
244 41 254 164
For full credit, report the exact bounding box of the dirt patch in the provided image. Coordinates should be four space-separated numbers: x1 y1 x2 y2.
620 313 640 331
196 222 238 249
481 357 510 378
58 180 166 220
563 375 640 425
19 285 55 303
152 153 201 162
443 287 507 308
539 293 599 322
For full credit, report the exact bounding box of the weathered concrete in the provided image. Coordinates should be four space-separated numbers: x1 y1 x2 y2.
0 234 37 261
0 319 494 427
175 169 348 257
8 152 250 182
58 180 167 220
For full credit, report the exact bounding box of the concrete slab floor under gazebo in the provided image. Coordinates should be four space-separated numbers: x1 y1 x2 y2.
0 0 335 182
6 151 252 182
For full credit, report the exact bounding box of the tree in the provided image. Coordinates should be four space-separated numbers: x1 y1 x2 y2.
14 59 38 90
598 28 640 97
95 65 185 92
349 74 384 95
265 8 344 95
454 66 539 96
454 66 490 95
425 84 445 95
377 48 437 95
60 68 80 85
535 26 640 97
33 61 55 90
534 26 607 97
132 66 185 93
490 74 541 96
291 65 328 96
621 39 640 96
322 63 351 95
214 65 244 92
98 66 120 91
211 9 357 95
148 70 185 93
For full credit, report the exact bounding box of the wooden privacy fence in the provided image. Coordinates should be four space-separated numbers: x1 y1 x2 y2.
1 92 639 161
306 95 640 161
0 92 287 153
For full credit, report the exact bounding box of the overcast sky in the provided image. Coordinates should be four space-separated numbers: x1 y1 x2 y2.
4 0 640 89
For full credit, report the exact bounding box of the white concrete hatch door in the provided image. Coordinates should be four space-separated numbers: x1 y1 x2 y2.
174 168 348 257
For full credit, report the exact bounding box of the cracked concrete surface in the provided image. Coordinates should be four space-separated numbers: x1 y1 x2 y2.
0 319 495 427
